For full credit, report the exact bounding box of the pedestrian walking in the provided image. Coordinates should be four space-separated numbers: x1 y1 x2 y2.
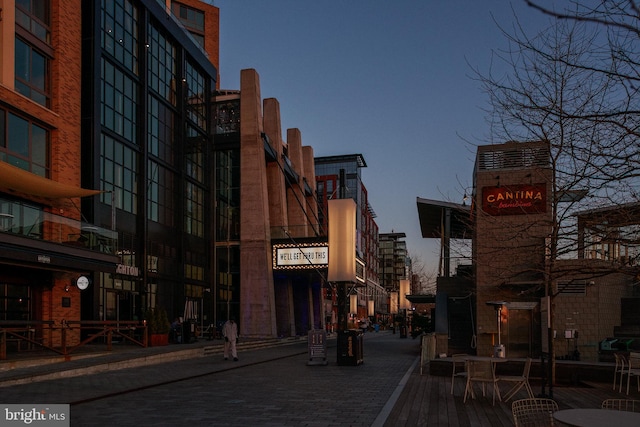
222 317 239 361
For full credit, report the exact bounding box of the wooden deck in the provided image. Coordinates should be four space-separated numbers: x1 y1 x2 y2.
384 364 640 426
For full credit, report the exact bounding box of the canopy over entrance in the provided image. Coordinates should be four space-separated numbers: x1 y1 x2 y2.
0 161 101 199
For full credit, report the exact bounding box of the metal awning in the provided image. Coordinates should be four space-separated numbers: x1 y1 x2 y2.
0 161 101 199
416 197 472 239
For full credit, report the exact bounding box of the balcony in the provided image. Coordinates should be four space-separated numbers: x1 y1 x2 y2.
0 198 117 255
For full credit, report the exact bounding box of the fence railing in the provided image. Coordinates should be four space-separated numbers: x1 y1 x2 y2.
0 320 148 360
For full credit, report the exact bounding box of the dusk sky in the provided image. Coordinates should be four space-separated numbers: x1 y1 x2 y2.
214 0 556 284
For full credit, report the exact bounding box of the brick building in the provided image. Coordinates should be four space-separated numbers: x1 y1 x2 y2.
420 140 640 362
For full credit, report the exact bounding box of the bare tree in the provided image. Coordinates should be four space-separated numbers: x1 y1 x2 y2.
474 7 640 394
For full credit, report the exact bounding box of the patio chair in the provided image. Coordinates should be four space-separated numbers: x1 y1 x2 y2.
463 358 502 405
602 398 640 412
613 353 627 392
512 398 558 427
450 353 468 395
625 352 640 395
501 357 535 401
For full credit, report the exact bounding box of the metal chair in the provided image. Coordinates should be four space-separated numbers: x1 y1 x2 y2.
613 353 627 392
450 353 468 395
602 398 640 412
626 352 640 395
512 398 559 427
464 358 502 405
501 357 535 401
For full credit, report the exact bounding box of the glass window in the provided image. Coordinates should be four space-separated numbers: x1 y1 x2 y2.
171 2 205 32
14 38 49 107
147 24 177 105
100 134 138 214
101 59 137 143
185 182 203 237
185 125 204 183
15 0 50 43
147 160 174 226
148 95 175 162
101 0 138 75
0 110 49 176
184 61 208 132
0 284 31 320
214 100 240 134
216 150 240 241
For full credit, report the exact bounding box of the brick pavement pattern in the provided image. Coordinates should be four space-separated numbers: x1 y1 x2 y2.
2 331 419 426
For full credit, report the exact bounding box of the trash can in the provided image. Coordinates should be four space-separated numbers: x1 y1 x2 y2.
337 330 363 366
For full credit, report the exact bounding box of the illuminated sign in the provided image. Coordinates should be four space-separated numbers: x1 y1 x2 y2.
482 183 547 216
273 243 328 269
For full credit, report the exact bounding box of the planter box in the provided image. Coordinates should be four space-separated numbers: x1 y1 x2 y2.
150 333 169 346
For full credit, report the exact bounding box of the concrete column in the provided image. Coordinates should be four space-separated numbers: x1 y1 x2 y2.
264 98 288 236
286 128 308 237
239 69 277 338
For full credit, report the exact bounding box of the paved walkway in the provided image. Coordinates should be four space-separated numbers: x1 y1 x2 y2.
1 331 421 426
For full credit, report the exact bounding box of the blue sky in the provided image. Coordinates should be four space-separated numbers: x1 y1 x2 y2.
214 0 554 283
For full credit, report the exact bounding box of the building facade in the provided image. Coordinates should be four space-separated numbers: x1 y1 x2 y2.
79 0 219 332
0 0 121 346
0 1 382 354
420 140 640 362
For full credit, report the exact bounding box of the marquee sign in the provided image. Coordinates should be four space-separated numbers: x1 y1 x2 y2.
482 183 547 216
273 243 328 270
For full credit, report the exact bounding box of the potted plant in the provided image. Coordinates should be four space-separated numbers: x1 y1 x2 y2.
145 307 171 346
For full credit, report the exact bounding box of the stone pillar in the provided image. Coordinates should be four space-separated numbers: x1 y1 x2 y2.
286 128 308 237
239 69 277 337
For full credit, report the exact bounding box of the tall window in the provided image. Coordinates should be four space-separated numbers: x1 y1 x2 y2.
171 2 205 48
216 150 240 241
148 95 175 163
101 0 138 75
147 160 174 225
147 24 177 105
15 0 50 43
184 62 208 131
14 38 49 107
185 182 203 237
101 59 137 143
0 108 48 176
101 134 138 213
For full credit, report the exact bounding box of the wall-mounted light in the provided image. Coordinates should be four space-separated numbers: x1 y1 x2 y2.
64 285 70 292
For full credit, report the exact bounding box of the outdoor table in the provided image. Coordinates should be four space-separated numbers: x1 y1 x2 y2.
553 408 640 427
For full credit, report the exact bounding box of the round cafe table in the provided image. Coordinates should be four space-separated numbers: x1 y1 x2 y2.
553 408 640 427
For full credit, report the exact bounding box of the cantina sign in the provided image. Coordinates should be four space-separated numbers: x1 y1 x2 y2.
482 183 547 216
